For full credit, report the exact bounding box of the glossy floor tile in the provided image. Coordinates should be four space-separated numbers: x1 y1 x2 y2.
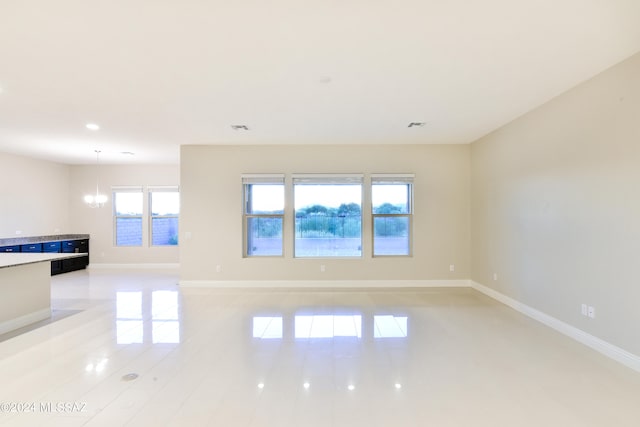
1 269 640 426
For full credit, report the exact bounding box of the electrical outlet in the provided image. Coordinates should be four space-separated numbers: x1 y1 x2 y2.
588 306 595 319
449 264 455 272
320 265 326 273
581 304 588 316
216 265 221 273
493 273 498 281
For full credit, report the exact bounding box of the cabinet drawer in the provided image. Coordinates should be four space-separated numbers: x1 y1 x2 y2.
62 240 89 254
43 242 62 252
0 245 21 252
21 243 43 252
62 240 80 253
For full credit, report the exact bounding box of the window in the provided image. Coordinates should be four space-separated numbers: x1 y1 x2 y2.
371 174 413 256
113 187 143 246
293 174 363 257
243 175 285 257
150 186 180 246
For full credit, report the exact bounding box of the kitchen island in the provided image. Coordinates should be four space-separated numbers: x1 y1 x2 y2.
0 252 88 335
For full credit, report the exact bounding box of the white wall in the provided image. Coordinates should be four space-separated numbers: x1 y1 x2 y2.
180 144 470 283
471 52 640 355
0 152 70 239
68 164 180 265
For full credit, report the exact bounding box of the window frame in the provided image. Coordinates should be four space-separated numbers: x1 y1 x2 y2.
149 186 180 247
242 174 285 258
113 186 144 247
292 174 364 259
371 174 414 257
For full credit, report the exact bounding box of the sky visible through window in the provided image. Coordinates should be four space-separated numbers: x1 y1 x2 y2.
114 193 143 215
250 184 408 212
115 192 179 215
294 185 361 209
152 192 180 215
372 184 409 209
249 185 284 213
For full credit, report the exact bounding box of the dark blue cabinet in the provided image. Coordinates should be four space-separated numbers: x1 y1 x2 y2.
20 243 43 252
43 242 62 252
0 245 21 252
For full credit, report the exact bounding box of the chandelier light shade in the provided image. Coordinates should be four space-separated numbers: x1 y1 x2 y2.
84 150 107 208
84 193 108 205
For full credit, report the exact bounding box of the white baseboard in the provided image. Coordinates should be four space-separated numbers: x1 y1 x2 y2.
88 263 180 270
0 308 51 336
179 279 470 289
470 280 640 373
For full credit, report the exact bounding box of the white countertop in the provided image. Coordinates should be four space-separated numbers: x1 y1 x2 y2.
0 253 88 269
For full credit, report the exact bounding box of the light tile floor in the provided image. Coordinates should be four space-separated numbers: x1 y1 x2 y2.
1 269 640 426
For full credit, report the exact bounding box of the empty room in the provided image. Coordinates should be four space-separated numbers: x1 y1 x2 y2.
1 1 640 426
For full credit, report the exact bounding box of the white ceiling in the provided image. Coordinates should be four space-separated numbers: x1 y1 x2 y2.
1 0 639 165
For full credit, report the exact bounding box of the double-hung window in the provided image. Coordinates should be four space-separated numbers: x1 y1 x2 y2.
149 186 180 246
113 186 144 246
371 174 413 256
293 174 363 257
243 175 285 257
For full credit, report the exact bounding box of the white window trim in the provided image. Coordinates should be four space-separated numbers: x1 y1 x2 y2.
291 173 364 184
292 174 364 258
242 174 285 257
371 174 414 257
113 186 144 247
149 186 180 247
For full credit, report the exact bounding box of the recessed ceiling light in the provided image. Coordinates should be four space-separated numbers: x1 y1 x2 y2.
231 125 249 131
121 151 135 156
408 122 426 128
86 123 100 131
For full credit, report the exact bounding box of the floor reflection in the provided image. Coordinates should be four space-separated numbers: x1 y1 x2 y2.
116 290 180 344
252 316 283 339
251 312 408 339
374 315 408 338
295 315 362 338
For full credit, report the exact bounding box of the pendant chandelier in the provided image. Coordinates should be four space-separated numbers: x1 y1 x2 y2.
84 150 108 207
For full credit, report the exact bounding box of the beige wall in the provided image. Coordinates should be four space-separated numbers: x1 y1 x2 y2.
0 152 70 239
471 53 640 355
68 164 180 265
180 144 470 282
